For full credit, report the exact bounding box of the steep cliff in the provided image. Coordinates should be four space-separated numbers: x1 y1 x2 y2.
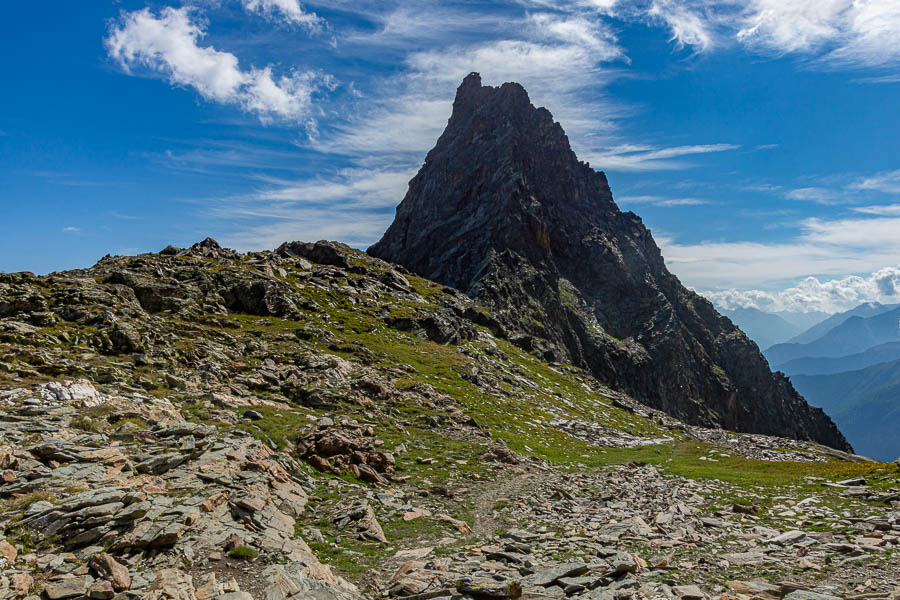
369 73 849 451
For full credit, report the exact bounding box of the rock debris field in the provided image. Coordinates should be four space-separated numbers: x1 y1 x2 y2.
0 239 899 600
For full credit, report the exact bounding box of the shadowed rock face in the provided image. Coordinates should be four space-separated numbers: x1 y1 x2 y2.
369 73 850 451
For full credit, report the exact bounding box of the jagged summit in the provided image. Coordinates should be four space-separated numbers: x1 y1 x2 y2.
369 75 850 450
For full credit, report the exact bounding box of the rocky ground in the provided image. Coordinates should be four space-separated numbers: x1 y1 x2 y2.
0 239 899 600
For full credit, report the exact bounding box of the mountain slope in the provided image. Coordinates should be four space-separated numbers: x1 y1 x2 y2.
778 341 900 376
767 305 900 366
785 302 899 345
792 358 900 460
369 73 848 451
718 307 803 350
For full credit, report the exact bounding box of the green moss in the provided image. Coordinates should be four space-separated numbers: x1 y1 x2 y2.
227 545 259 559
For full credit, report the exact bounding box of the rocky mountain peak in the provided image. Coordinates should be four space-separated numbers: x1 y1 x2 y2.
370 75 850 451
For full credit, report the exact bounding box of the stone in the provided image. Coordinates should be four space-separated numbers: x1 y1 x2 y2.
43 577 89 600
457 578 522 599
674 585 706 600
0 539 17 562
527 562 589 587
783 592 842 600
87 580 115 599
767 530 808 546
89 553 131 591
10 573 33 596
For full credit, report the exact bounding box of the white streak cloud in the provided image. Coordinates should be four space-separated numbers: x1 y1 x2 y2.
616 195 708 206
587 143 739 171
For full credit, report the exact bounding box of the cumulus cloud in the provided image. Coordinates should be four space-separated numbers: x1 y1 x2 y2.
241 0 322 29
702 267 900 313
106 7 334 124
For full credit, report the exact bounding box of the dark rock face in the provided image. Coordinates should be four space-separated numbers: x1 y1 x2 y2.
369 73 850 451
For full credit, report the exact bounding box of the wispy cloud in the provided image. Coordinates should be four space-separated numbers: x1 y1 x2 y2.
62 226 81 234
616 195 708 207
648 0 716 53
786 187 841 204
201 166 416 249
853 204 900 216
241 0 323 30
850 169 900 194
854 74 900 84
586 143 739 171
106 6 334 125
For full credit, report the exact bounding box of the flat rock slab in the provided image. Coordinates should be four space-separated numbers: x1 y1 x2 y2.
783 592 843 600
526 562 589 587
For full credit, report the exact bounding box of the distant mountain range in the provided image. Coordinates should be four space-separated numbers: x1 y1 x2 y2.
777 342 900 377
717 307 830 351
718 307 806 351
766 305 900 365
787 302 900 345
792 358 900 461
747 301 900 461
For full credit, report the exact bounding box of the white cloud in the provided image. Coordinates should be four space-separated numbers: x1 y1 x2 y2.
850 169 900 194
241 0 322 29
786 187 841 204
617 195 708 206
649 0 716 52
661 211 900 303
314 10 627 160
702 267 900 313
586 143 739 171
855 74 900 84
528 13 620 53
106 7 334 124
249 167 417 208
716 0 900 68
205 166 416 250
854 204 900 216
62 226 81 234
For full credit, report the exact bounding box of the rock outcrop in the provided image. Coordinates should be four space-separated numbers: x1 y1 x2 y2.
369 73 849 451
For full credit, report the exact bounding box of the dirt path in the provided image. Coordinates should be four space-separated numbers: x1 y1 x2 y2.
471 467 537 539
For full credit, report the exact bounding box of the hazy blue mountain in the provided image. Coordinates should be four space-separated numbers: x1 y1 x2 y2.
778 342 900 376
718 307 803 350
774 311 830 332
793 358 900 461
787 302 899 345
766 305 900 365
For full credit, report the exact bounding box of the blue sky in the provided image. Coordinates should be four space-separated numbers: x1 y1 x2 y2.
2 0 900 313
